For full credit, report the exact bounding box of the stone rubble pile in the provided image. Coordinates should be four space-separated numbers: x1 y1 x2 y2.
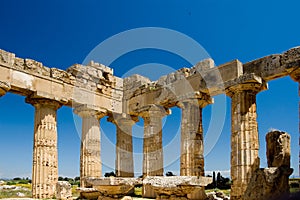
206 191 230 200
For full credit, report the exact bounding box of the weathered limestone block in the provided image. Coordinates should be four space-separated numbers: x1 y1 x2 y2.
226 80 267 200
56 181 72 200
24 58 51 77
243 55 283 81
88 60 114 75
242 131 292 200
190 58 214 75
108 114 137 177
74 105 107 187
67 62 116 94
243 167 293 200
26 97 61 199
123 74 151 99
50 68 75 84
266 131 291 168
282 46 300 69
143 176 212 199
0 49 15 68
79 177 141 199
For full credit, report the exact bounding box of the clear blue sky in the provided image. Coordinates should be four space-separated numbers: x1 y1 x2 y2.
0 0 299 179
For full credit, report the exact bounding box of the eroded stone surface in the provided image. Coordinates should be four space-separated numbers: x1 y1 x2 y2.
56 181 72 200
26 98 61 199
266 131 291 168
243 131 293 200
243 167 293 200
80 177 142 199
143 176 212 199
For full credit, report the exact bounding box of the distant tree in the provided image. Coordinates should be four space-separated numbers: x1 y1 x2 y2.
216 172 221 188
216 172 231 189
212 171 216 188
166 171 175 176
74 177 80 181
104 171 116 177
13 177 21 181
58 177 64 181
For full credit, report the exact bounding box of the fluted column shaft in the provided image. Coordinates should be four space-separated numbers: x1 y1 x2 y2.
141 106 167 177
290 70 300 178
180 99 208 176
74 106 105 187
226 83 265 200
26 98 61 199
112 115 136 177
179 97 211 200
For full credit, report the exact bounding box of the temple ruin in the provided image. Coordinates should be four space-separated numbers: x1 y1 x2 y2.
0 46 299 200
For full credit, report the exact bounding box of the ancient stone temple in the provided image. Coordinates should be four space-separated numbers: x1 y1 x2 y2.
0 46 299 199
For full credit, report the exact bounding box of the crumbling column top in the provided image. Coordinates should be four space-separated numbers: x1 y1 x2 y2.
73 104 107 119
176 92 213 108
136 104 171 119
225 74 268 97
107 113 138 125
25 96 62 110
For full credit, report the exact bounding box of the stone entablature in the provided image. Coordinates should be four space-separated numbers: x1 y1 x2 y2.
0 47 299 113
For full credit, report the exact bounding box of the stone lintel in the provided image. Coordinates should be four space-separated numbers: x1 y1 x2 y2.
282 46 300 70
143 176 212 198
74 104 107 119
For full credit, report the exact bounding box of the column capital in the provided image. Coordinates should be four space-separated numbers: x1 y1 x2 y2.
0 81 11 97
107 113 138 126
74 104 107 119
225 81 268 98
137 104 170 119
176 93 213 109
25 97 61 110
290 68 300 82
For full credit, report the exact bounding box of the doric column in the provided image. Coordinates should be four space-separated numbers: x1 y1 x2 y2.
140 105 169 177
178 95 212 200
26 97 61 199
108 114 137 177
226 82 266 200
139 105 169 199
74 105 106 187
0 81 10 97
290 69 300 178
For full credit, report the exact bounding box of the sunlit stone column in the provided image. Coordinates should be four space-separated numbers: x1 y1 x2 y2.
178 95 212 200
26 98 61 199
74 105 106 187
290 69 300 178
139 105 169 198
226 82 266 200
0 81 10 97
108 114 137 177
